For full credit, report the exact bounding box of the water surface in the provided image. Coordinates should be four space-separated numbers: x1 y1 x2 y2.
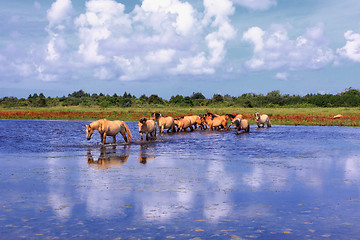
0 120 360 239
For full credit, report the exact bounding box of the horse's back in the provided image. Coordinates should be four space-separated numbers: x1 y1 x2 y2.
163 117 174 128
146 120 157 132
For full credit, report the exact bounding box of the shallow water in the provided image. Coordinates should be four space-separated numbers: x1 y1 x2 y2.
0 119 360 239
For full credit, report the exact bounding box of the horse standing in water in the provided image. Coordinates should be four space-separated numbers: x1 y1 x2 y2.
233 118 250 133
150 112 176 133
255 112 271 128
86 119 132 144
138 117 157 141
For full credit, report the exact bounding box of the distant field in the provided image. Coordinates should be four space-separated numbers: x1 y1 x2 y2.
1 106 359 126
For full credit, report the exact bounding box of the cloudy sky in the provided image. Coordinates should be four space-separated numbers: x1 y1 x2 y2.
1 0 360 98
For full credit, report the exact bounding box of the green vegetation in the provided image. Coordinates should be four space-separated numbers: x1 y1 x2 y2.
1 88 360 108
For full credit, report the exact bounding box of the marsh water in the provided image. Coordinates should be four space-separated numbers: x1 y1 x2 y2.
1 119 360 239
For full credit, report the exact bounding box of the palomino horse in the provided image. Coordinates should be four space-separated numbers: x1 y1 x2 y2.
203 113 228 131
255 112 271 128
86 118 132 144
184 115 204 130
233 118 250 133
150 112 176 133
138 117 157 141
226 113 243 122
174 117 193 132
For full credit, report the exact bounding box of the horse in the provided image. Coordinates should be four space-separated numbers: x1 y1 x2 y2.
255 112 271 128
86 119 132 144
184 115 205 130
226 113 243 122
204 114 228 131
174 117 193 132
150 112 176 133
333 114 343 119
138 117 157 141
233 118 250 133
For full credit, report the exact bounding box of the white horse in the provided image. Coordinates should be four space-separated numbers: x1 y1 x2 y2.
255 112 271 128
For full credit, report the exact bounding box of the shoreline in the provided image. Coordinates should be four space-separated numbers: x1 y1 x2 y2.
1 107 359 126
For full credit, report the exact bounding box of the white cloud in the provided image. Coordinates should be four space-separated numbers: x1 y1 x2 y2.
33 0 236 82
337 30 360 62
94 67 114 80
233 0 277 11
170 52 215 75
141 0 196 36
242 24 334 71
47 0 72 27
145 49 176 64
242 26 265 52
39 0 235 81
275 72 288 81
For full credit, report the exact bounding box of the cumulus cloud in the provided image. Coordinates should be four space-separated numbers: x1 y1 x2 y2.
242 23 334 71
337 30 360 62
39 0 237 82
233 0 277 11
47 0 73 27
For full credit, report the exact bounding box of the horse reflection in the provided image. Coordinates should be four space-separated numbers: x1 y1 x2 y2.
87 146 129 169
138 144 156 164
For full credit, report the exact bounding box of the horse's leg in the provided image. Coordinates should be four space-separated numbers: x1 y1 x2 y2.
102 132 107 144
113 135 116 143
120 128 127 142
146 133 149 141
99 132 103 143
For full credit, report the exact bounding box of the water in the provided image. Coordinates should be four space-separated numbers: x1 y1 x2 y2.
0 119 360 239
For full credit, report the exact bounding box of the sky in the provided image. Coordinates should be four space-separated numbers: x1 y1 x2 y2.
1 0 360 99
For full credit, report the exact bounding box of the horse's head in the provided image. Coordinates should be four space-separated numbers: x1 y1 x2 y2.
173 119 180 127
255 112 260 119
226 113 235 120
233 118 241 127
86 124 94 140
150 113 161 120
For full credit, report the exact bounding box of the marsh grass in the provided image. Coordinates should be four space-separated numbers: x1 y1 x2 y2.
1 106 359 126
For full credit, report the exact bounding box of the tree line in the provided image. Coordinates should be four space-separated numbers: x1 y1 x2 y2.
1 88 359 108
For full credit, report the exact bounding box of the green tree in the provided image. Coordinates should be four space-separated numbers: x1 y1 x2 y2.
191 92 206 100
148 94 164 105
169 95 184 105
212 94 224 103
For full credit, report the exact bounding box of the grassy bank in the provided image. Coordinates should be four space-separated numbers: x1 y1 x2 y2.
1 106 359 126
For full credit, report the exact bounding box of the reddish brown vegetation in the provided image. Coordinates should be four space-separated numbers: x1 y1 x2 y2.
0 111 359 126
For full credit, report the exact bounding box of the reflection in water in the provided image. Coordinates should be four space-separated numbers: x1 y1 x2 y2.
87 146 129 169
138 144 156 164
204 160 235 221
344 156 360 183
47 152 76 219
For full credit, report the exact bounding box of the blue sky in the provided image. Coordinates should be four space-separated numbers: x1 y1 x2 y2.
1 0 360 99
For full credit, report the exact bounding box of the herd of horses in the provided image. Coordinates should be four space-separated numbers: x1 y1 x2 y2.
85 112 271 144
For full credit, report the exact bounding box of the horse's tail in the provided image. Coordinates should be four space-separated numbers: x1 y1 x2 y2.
123 122 133 142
